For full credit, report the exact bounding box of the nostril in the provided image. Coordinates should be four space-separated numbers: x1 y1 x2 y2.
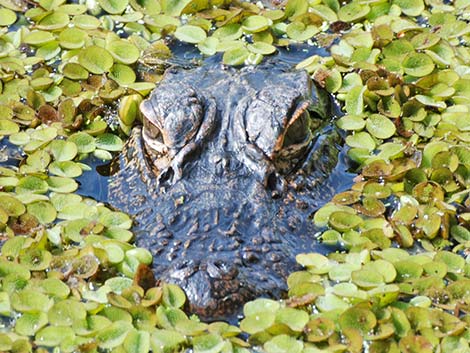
266 172 285 198
158 166 174 186
266 172 277 190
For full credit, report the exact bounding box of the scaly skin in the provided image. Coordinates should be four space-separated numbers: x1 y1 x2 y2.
109 61 343 321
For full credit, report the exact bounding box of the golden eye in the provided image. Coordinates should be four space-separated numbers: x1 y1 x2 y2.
143 117 168 155
283 110 310 148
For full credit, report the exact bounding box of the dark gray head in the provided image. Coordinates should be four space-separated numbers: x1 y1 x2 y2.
139 62 328 190
111 61 340 320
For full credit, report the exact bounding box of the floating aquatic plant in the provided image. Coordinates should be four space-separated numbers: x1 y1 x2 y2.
1 0 470 351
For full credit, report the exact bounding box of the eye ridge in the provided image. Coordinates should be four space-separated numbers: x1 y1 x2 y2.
273 102 316 176
280 100 312 148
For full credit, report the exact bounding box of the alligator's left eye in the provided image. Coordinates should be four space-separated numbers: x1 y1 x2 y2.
140 84 203 155
282 110 311 148
271 103 314 175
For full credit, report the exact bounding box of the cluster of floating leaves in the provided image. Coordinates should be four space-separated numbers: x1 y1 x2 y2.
0 238 248 353
1 0 470 351
306 0 470 286
240 248 470 353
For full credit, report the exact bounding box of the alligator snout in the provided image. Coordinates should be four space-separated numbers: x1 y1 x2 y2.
159 257 253 320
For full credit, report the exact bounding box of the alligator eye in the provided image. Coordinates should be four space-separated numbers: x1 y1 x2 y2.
141 85 204 154
142 113 167 154
273 105 314 175
143 117 160 141
283 110 310 148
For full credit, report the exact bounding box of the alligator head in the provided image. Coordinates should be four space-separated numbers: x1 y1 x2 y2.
109 61 344 321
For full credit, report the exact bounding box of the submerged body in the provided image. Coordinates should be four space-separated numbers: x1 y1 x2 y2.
109 61 342 320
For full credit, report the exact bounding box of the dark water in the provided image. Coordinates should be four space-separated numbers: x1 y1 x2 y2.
0 140 23 167
169 39 330 65
0 139 110 201
76 155 110 201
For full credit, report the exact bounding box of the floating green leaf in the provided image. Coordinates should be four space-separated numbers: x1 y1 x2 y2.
296 253 330 273
213 24 242 41
223 46 249 66
124 329 151 353
36 12 70 30
402 53 435 77
48 299 87 326
0 119 19 135
160 0 192 16
393 0 425 16
150 329 186 353
78 46 114 74
162 283 186 308
11 289 53 313
345 85 365 115
286 22 319 41
0 8 16 26
109 64 137 85
339 306 377 334
107 40 141 64
48 140 78 161
346 131 376 151
338 2 370 22
175 25 207 44
366 114 397 139
244 298 280 316
99 0 129 14
275 307 309 332
264 334 303 353
59 27 87 49
0 194 25 216
27 201 57 224
352 268 384 288
15 312 48 336
305 317 336 342
95 133 124 151
242 16 271 33
398 335 433 353
329 211 363 232
47 176 78 193
73 14 101 29
193 333 224 353
62 63 89 80
35 326 75 348
49 161 83 177
434 251 465 273
16 176 49 194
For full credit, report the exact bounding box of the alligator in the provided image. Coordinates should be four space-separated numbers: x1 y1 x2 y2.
108 60 345 321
